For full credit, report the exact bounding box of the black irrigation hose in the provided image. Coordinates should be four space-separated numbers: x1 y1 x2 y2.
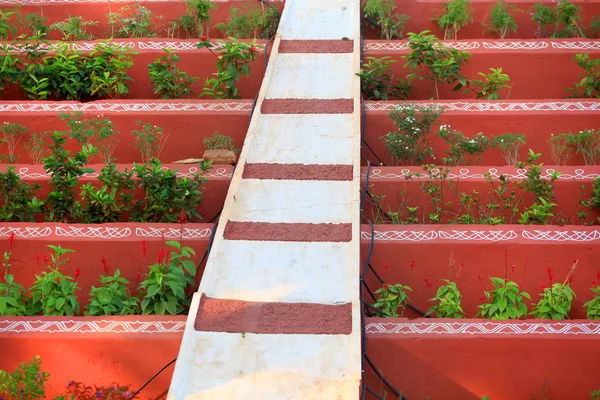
360 96 387 166
127 358 177 400
365 355 407 400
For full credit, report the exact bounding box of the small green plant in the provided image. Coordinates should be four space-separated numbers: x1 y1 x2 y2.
484 0 519 39
426 279 465 318
132 121 168 163
139 241 197 314
0 122 28 163
0 251 28 316
356 56 411 100
0 44 23 96
29 245 80 316
21 13 48 37
0 355 49 400
0 9 17 41
180 0 215 38
494 134 525 166
531 2 557 38
583 285 600 319
461 67 512 100
24 132 48 164
531 0 585 38
108 4 160 38
436 127 493 165
148 48 198 99
432 0 474 40
547 133 572 165
49 15 98 41
517 149 559 224
586 177 600 210
0 167 44 222
518 197 556 224
132 158 211 223
567 53 600 98
198 38 262 99
86 269 140 316
591 389 600 400
384 104 444 165
566 128 600 165
60 112 119 163
591 15 600 38
404 31 471 100
363 0 409 40
531 262 577 319
87 43 137 99
215 5 279 39
477 277 531 319
204 132 238 153
373 282 412 317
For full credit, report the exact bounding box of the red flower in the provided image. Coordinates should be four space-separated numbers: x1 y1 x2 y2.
408 260 416 271
477 274 483 282
73 268 80 279
382 283 389 291
200 35 208 41
177 210 188 224
545 267 553 284
504 249 508 259
540 284 546 291
382 262 390 276
566 275 574 284
34 254 41 265
100 257 110 274
55 276 60 283
134 272 142 283
7 232 15 249
157 248 168 264
0 274 4 284
140 240 148 257
42 254 50 263
424 277 432 288
510 263 516 275
479 296 485 303
249 46 258 53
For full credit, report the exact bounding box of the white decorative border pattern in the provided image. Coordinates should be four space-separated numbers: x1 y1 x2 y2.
361 230 600 242
15 166 232 179
365 40 600 52
0 101 253 113
1 40 259 52
0 225 213 239
0 0 279 3
365 321 600 336
366 167 600 181
0 320 185 334
364 101 600 112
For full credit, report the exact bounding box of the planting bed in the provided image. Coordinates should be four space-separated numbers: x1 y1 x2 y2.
364 39 600 99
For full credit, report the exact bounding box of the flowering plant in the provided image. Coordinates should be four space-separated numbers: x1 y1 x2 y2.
426 279 465 318
435 127 493 166
0 355 49 400
86 269 140 316
531 262 577 319
373 282 412 317
477 277 531 319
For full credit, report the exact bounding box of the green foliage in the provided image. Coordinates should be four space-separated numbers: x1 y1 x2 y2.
131 158 211 223
432 0 474 40
215 5 279 39
0 9 17 41
198 38 262 99
203 132 238 153
0 122 28 163
24 132 48 164
583 285 600 319
356 56 411 100
384 104 443 165
547 133 572 165
43 131 96 222
586 177 600 210
477 277 531 319
177 0 215 38
363 0 409 39
517 150 559 224
87 42 136 99
484 0 519 39
426 279 465 318
86 269 140 316
49 15 97 40
29 245 80 316
566 128 600 165
0 44 23 96
132 121 167 163
461 67 512 100
518 197 556 224
531 0 584 38
567 53 600 98
403 31 470 100
373 283 412 317
0 167 43 222
494 133 525 166
0 252 28 316
108 4 160 38
59 111 119 163
0 356 49 400
148 48 198 99
531 282 576 319
139 241 197 315
436 127 492 165
20 13 48 37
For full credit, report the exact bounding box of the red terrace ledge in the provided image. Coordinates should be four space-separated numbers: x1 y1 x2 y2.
364 317 600 400
0 316 186 399
243 163 353 180
359 224 600 319
364 99 600 166
223 221 353 242
278 40 354 53
194 294 352 334
261 99 354 114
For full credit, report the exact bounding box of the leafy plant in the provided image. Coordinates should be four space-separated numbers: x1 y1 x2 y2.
29 245 80 316
49 15 97 40
384 104 443 165
215 5 279 39
566 128 600 165
87 42 136 99
0 9 17 41
43 131 96 222
108 4 160 38
363 0 409 40
373 283 412 317
436 127 492 165
86 269 140 316
0 251 28 316
180 0 215 38
518 197 556 224
356 56 410 100
204 132 238 153
21 13 48 37
432 0 474 40
24 132 48 164
547 133 572 165
0 356 49 400
584 285 600 319
198 38 262 99
139 241 197 315
477 277 531 319
531 283 576 319
517 149 559 224
0 44 23 95
531 0 584 38
132 158 211 223
404 31 471 100
567 53 600 98
531 2 557 38
494 133 525 166
0 167 44 222
148 48 198 98
426 279 465 318
484 0 519 39
60 111 119 163
0 122 28 163
132 121 168 163
461 67 512 100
